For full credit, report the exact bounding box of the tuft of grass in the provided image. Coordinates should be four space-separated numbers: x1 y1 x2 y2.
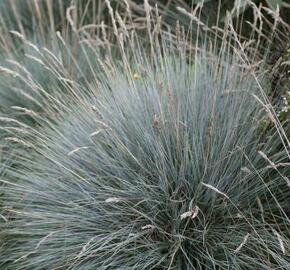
0 1 289 269
0 11 289 267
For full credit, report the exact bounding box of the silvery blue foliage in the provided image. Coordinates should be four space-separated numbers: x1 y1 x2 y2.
0 32 289 270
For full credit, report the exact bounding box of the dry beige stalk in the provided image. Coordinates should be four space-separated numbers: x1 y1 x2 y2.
202 183 229 199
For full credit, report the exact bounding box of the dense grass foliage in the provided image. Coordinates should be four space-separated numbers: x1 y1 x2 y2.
1 39 290 268
0 1 289 269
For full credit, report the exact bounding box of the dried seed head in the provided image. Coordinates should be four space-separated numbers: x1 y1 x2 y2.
202 183 230 199
152 114 161 133
180 206 200 220
272 229 286 255
234 233 250 254
141 224 156 230
105 197 122 203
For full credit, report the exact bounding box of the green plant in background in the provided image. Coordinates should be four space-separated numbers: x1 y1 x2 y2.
279 90 290 124
281 91 290 112
270 44 290 124
266 0 282 10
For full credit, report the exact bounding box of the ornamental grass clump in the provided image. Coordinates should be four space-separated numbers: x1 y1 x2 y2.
0 2 290 270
